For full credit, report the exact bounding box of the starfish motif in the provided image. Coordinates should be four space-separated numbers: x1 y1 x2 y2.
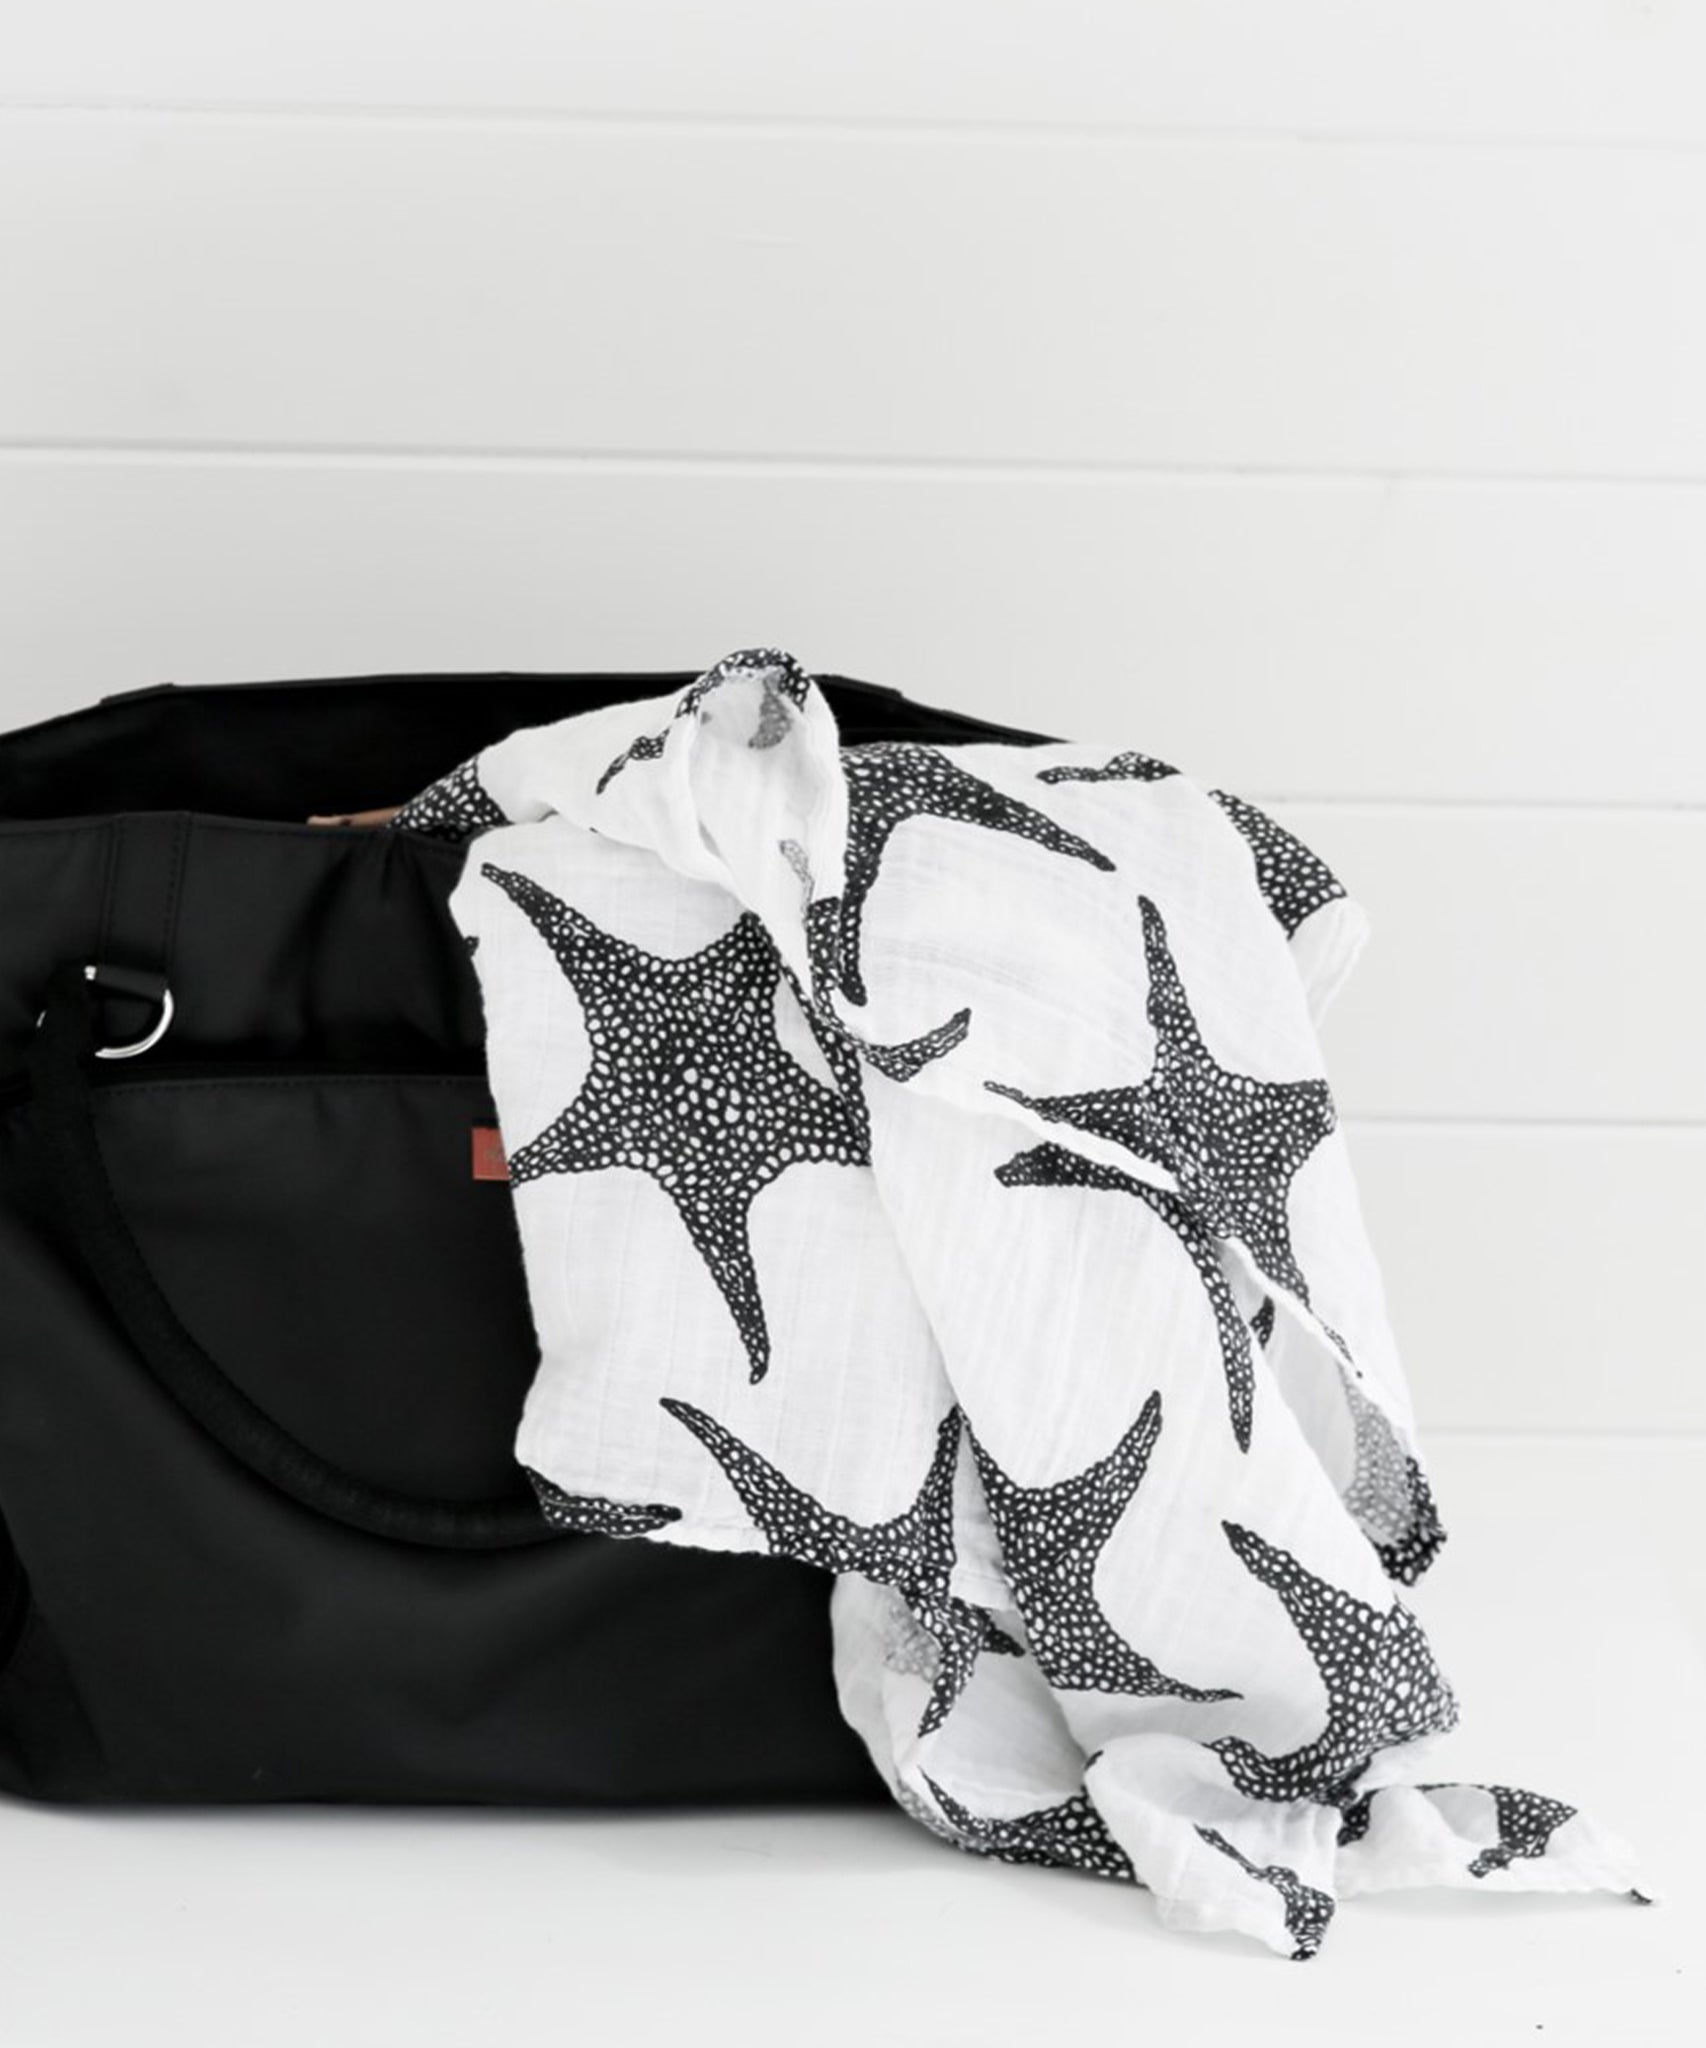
778 836 974 1085
1460 1783 1580 1878
388 756 509 843
964 1391 1241 1703
595 726 667 795
1208 789 1347 938
1208 1520 1458 1805
1036 749 1179 785
985 892 1337 1308
991 1140 1256 1452
658 1397 1021 1737
1374 1459 1446 1587
920 1771 1139 1884
1194 1824 1337 1961
521 1463 683 1537
480 861 871 1383
595 648 812 795
1251 1294 1276 1349
831 741 1116 1005
1338 1370 1449 1586
1336 1779 1579 1882
1335 1787 1376 1846
895 1778 976 1848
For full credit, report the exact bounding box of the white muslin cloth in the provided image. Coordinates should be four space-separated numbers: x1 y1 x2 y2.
388 648 1650 1960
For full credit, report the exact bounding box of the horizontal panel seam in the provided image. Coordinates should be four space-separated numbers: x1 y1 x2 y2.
1423 1426 1706 1441
10 440 1706 495
6 101 1706 157
1343 1116 1706 1133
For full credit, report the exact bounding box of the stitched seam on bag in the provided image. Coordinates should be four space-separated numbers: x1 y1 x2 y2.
159 812 189 976
89 1076 487 1096
95 816 119 964
0 819 467 852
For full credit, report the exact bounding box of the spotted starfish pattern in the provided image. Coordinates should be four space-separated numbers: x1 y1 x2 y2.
1335 1787 1376 1846
831 741 1116 1004
658 1396 1022 1737
778 835 974 1083
1338 1371 1449 1586
1036 749 1179 785
521 1463 683 1536
1208 1520 1458 1804
985 892 1337 1309
964 1391 1240 1703
1457 1783 1581 1879
1194 1824 1337 1961
1251 1294 1276 1349
895 1778 976 1848
595 647 812 795
1374 1461 1446 1587
1208 789 1348 938
480 861 871 1383
991 1140 1257 1452
1336 1779 1579 1883
921 1771 1139 1884
387 756 509 843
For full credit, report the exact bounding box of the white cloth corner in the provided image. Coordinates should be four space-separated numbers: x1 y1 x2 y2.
387 647 1650 1961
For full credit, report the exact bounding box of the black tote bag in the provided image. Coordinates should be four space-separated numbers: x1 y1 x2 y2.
0 666 1058 1807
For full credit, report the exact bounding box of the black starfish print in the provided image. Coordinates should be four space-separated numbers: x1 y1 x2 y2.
480 861 871 1383
1338 1371 1449 1586
658 1397 1020 1737
674 645 812 727
1036 749 1179 784
1463 1784 1579 1878
920 1771 1139 1884
985 892 1336 1309
595 726 666 795
521 1464 683 1536
1194 1824 1337 1961
991 1140 1256 1452
1251 1295 1276 1348
964 1391 1240 1703
830 741 1116 1005
1209 1519 1458 1805
1208 789 1347 938
1336 1779 1578 1883
1405 1782 1580 1880
877 1583 1025 1688
895 1778 978 1848
778 835 974 1084
595 647 812 795
1335 1787 1376 1846
388 756 509 843
1374 1460 1446 1587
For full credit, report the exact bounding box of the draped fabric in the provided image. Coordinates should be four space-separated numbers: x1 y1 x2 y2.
388 648 1648 1960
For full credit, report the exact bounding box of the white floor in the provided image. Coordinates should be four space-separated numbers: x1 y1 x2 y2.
0 1433 1700 2048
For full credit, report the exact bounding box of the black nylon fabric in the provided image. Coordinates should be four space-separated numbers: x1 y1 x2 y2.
0 667 1058 1807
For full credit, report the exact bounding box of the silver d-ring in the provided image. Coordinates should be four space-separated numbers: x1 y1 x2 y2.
86 965 175 1059
34 967 176 1058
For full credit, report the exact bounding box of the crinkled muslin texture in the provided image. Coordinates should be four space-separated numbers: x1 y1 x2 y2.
388 649 1650 1961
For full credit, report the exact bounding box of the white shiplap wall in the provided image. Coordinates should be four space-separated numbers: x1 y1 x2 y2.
1 2 1701 1441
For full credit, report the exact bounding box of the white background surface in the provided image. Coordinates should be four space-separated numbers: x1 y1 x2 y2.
0 4 1701 2037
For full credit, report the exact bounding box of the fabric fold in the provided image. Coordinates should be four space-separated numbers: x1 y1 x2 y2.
387 647 1651 1960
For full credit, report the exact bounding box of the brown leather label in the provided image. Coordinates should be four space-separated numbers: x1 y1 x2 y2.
471 1124 510 1181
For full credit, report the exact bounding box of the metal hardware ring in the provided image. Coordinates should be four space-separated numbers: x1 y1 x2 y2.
35 965 176 1059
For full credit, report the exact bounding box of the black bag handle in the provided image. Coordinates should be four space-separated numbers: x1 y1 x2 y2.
23 961 564 1551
